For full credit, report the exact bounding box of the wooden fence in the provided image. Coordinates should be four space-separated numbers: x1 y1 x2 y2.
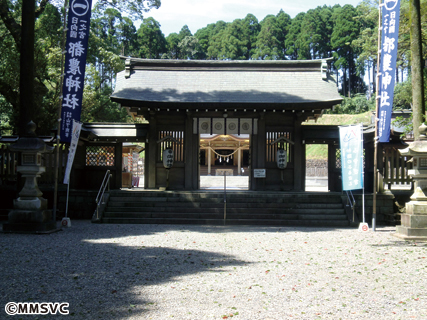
382 146 413 189
0 144 69 186
0 143 414 190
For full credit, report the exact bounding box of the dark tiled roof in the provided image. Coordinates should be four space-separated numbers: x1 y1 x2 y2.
111 59 342 106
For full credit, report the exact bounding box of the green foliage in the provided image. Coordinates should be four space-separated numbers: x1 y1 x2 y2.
392 114 413 138
299 6 333 59
94 0 160 20
164 26 199 59
137 17 166 59
252 15 282 60
394 79 413 109
2 0 427 136
285 12 310 60
328 94 375 114
0 0 160 136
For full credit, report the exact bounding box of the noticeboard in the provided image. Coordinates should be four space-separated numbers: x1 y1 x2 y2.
254 169 266 178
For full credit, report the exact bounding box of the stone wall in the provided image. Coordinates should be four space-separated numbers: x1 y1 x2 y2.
353 193 396 226
306 159 328 177
0 187 97 221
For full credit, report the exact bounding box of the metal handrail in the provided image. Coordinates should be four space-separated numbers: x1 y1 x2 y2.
94 170 112 220
345 190 356 223
346 190 355 209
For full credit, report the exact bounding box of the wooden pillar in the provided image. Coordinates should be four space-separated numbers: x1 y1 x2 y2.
301 142 306 191
238 145 241 176
328 144 335 192
115 143 122 189
254 114 266 191
147 111 157 189
293 114 303 191
185 113 198 189
207 144 211 175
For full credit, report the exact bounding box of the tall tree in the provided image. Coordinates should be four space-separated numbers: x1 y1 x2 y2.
252 15 281 60
410 0 426 139
241 14 261 59
178 35 200 60
212 18 250 60
285 12 310 60
331 4 362 97
275 10 291 59
299 6 333 60
137 17 166 59
0 0 160 134
84 5 136 123
353 1 379 96
178 25 192 39
165 32 181 59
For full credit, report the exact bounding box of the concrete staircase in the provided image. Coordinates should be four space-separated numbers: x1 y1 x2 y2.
98 191 352 227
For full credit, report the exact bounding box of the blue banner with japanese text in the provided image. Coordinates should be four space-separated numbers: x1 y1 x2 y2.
339 125 364 191
60 0 92 143
378 0 401 143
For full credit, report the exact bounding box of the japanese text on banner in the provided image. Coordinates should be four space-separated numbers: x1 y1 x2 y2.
378 0 401 143
63 120 82 184
60 0 93 143
339 125 364 191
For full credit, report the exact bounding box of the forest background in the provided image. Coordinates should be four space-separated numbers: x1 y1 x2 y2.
0 0 426 136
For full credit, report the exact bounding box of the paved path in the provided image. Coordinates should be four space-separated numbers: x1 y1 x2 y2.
1 221 426 319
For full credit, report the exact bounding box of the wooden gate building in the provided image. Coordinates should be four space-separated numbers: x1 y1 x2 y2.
110 58 342 191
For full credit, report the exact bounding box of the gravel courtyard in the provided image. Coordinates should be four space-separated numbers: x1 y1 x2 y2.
1 221 426 319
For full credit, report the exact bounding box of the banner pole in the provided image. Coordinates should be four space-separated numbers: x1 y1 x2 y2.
373 0 383 232
53 0 69 225
66 179 70 218
361 123 365 223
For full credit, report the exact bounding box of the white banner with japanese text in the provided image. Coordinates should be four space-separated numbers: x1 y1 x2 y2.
63 120 82 184
339 125 364 191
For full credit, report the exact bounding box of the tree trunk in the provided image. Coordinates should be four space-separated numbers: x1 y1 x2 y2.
410 0 425 140
19 0 35 136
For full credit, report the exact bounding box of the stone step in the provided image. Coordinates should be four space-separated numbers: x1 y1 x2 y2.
105 206 345 216
103 211 303 220
0 209 9 221
108 191 342 199
108 196 343 204
101 217 350 227
101 191 349 227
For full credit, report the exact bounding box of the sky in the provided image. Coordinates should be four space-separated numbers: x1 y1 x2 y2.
142 0 363 36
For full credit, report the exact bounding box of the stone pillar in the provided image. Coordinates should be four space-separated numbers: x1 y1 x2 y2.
394 124 427 241
3 122 57 233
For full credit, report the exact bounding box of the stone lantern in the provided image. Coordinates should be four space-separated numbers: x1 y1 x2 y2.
395 124 427 240
2 121 56 233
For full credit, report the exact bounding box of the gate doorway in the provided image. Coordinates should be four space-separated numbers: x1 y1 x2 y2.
199 134 250 190
305 144 328 192
121 143 145 189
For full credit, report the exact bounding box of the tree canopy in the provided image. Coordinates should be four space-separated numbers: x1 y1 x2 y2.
0 0 426 135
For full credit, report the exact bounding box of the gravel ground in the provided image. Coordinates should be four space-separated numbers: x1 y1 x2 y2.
1 221 427 320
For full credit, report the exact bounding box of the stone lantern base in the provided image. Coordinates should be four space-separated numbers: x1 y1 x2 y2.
394 201 427 241
3 208 57 234
2 121 59 234
394 125 427 242
3 194 58 233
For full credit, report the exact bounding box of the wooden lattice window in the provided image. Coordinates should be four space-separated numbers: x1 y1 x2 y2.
158 131 184 162
335 148 341 169
86 146 115 166
266 131 292 163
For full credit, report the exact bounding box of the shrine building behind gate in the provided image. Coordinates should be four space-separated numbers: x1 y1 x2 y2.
110 58 343 191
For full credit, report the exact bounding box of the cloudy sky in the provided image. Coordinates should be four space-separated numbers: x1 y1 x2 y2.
143 0 363 36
